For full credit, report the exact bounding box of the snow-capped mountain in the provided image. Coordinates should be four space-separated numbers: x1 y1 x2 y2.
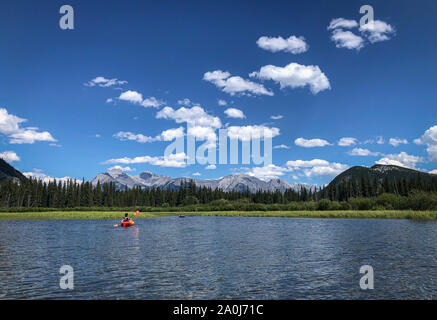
91 169 314 193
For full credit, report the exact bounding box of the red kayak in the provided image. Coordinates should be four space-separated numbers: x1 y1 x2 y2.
120 220 135 227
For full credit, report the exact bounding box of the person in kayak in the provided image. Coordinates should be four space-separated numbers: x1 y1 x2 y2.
122 213 130 222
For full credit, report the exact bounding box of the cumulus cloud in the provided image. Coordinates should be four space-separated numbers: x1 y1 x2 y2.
177 98 191 106
192 172 201 176
113 131 157 143
286 159 349 177
430 170 437 175
0 108 57 144
218 99 227 106
203 70 273 96
256 35 309 54
84 76 127 87
338 137 358 146
227 125 280 141
157 106 221 142
348 148 380 156
359 20 395 43
205 164 216 170
330 29 364 50
224 108 245 119
294 137 331 148
157 106 221 129
114 127 184 144
246 164 289 181
108 165 136 172
273 144 290 149
103 152 188 168
118 90 164 108
414 125 437 161
328 17 395 50
327 18 359 30
389 138 408 147
0 151 20 163
250 62 330 94
270 115 283 120
376 152 423 169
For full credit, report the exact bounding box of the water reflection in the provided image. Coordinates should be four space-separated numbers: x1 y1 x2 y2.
0 217 436 299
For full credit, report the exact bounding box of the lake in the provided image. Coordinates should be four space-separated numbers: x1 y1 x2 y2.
0 216 436 299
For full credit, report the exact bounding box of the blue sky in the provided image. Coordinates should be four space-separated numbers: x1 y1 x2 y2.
0 0 436 186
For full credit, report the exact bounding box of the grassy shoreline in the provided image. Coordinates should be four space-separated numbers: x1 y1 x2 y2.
0 210 436 221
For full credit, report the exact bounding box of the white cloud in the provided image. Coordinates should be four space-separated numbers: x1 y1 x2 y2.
328 18 395 50
84 76 127 87
192 172 201 176
224 108 245 119
0 108 56 144
119 90 143 104
157 106 221 129
327 18 359 30
430 169 437 175
160 127 185 141
414 125 437 161
114 127 184 144
157 106 221 142
205 164 216 170
270 115 283 120
376 152 423 169
348 148 380 156
273 144 290 149
118 90 164 108
338 137 358 146
389 138 408 147
103 152 188 168
246 164 289 181
250 62 330 94
330 29 364 50
218 99 227 106
227 125 280 141
359 20 395 43
286 159 349 177
178 98 191 106
377 136 385 144
295 137 331 148
0 151 20 163
203 70 273 96
23 169 81 184
108 165 136 172
106 98 114 104
256 35 309 54
286 159 331 168
113 131 157 143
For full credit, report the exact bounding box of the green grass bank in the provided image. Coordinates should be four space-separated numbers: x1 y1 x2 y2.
0 210 437 221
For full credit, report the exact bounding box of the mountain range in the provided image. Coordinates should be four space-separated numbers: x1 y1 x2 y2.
1 158 435 193
91 168 314 193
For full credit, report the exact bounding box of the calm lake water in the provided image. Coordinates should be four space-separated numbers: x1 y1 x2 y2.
0 216 436 299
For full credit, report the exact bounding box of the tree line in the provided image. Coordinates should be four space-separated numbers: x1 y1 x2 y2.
0 174 436 211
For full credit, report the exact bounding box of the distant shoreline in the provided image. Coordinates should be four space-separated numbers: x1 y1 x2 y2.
0 210 436 221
